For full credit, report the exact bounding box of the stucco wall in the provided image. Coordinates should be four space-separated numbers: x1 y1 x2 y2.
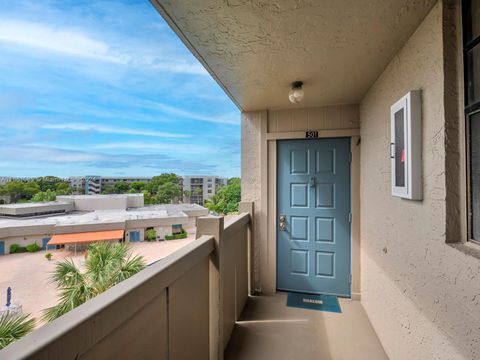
241 110 267 292
1 235 49 254
359 2 480 359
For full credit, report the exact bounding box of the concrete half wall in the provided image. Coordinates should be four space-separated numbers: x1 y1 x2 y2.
359 1 480 359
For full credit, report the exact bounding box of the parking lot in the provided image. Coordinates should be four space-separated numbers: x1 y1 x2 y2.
0 237 194 326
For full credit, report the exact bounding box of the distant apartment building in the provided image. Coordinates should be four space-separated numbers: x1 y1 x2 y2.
182 176 227 205
0 177 15 185
0 176 34 185
69 176 153 195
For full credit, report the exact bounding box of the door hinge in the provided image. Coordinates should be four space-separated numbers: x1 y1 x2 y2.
349 274 352 284
348 212 352 223
349 152 352 163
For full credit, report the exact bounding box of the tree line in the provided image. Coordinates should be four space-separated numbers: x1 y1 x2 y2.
101 173 183 205
0 176 74 203
103 174 241 214
0 174 242 214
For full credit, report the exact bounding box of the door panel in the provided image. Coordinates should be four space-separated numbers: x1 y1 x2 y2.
277 138 351 297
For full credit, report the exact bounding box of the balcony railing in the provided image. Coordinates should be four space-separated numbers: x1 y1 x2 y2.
0 202 253 360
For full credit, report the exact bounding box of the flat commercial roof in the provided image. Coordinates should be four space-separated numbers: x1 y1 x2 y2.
57 194 142 200
48 229 125 246
0 203 207 238
0 201 74 216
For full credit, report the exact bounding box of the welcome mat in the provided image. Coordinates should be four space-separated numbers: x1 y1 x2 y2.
287 292 342 313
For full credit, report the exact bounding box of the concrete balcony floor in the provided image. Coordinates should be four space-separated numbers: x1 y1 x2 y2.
225 292 388 360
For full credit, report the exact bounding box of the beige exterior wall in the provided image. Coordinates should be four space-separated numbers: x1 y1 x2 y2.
57 196 128 211
359 1 480 359
241 110 267 293
268 105 359 133
1 235 49 254
126 194 144 208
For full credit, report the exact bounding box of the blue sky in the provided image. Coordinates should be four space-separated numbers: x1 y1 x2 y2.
0 0 240 178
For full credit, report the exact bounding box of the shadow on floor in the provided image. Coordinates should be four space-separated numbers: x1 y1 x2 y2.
224 292 388 360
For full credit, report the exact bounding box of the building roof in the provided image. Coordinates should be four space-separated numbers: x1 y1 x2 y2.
0 201 71 209
58 194 143 200
137 203 209 217
48 229 125 246
0 203 208 238
0 202 74 216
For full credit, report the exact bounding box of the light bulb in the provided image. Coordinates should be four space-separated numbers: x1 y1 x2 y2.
288 81 304 104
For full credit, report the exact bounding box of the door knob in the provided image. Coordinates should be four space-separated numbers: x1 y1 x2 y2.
310 176 316 187
279 215 286 231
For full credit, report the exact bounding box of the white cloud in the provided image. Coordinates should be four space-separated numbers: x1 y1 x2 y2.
0 19 122 63
150 61 207 75
148 102 239 125
0 144 220 174
0 18 207 75
93 142 217 154
0 145 101 162
41 123 190 138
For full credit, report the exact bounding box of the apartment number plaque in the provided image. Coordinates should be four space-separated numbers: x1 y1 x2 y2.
305 130 319 138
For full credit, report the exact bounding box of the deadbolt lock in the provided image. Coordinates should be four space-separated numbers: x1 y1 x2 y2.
279 214 286 231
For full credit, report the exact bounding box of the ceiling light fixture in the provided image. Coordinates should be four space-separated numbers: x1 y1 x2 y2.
288 81 304 104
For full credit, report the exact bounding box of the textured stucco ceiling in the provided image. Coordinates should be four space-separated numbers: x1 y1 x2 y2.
152 0 437 111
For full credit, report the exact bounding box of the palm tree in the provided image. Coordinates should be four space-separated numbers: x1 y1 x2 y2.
0 314 36 349
43 242 145 322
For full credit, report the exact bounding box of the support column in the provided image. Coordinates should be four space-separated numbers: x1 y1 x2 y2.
196 216 224 360
239 201 254 295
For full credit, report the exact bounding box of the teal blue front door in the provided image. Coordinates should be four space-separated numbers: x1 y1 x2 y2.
42 237 55 250
0 241 4 255
130 231 141 242
277 138 351 297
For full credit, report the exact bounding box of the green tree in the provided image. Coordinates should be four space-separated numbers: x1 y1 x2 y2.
183 190 192 202
144 174 182 204
0 314 36 350
130 181 147 192
4 181 40 202
142 190 152 205
154 182 182 204
101 185 115 194
145 228 157 241
31 189 57 202
205 177 241 214
23 182 40 199
113 181 130 194
34 176 66 192
147 174 181 195
42 242 145 322
55 182 73 195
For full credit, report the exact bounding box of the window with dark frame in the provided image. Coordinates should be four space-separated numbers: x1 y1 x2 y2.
463 0 480 242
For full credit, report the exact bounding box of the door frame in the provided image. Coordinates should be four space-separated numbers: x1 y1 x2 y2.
266 130 361 300
275 137 352 297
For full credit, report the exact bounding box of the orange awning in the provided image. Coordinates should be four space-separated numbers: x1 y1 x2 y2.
48 229 125 246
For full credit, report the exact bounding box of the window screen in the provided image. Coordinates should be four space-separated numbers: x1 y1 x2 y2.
470 113 480 239
464 0 480 241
